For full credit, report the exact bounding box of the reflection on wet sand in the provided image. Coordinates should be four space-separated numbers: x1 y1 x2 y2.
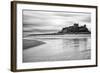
23 37 91 62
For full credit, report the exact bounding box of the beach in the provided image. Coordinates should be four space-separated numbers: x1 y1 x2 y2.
23 34 91 62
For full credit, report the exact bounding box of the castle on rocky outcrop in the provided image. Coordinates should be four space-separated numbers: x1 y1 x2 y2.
58 23 91 34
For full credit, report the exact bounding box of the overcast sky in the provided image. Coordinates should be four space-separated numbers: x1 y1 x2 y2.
23 10 91 34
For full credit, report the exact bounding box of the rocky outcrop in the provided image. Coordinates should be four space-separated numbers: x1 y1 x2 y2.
58 23 91 34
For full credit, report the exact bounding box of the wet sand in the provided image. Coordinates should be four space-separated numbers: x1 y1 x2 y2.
23 39 45 49
23 37 91 62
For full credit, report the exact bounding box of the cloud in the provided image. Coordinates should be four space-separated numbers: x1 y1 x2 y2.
23 10 91 34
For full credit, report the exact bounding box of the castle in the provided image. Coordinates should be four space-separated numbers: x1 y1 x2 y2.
58 23 91 34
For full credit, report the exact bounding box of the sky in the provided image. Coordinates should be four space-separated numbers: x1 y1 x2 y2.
23 10 91 34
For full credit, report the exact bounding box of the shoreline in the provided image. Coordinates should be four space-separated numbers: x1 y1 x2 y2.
28 33 91 36
23 39 45 50
24 34 91 39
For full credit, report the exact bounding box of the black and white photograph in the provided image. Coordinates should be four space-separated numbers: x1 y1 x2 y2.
23 10 91 62
11 1 97 71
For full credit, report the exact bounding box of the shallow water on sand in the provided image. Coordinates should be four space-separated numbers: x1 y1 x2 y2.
23 36 91 62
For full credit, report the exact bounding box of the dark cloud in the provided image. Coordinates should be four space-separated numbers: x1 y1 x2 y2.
23 29 58 33
80 16 91 22
23 23 48 27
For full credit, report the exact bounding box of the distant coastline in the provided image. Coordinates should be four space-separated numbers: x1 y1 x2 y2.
28 33 91 36
25 34 91 39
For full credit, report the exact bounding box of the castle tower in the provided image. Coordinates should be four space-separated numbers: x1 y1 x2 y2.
74 23 78 27
73 23 79 32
